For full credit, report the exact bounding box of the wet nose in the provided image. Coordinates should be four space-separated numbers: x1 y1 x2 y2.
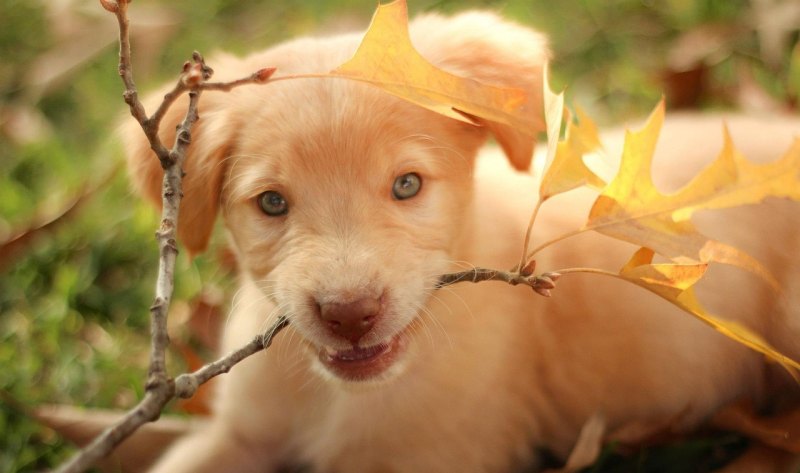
319 297 381 344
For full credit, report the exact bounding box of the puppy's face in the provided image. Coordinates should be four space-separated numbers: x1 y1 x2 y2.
124 12 546 383
222 81 483 381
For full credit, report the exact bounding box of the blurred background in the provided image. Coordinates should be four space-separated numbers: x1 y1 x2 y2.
1 0 798 471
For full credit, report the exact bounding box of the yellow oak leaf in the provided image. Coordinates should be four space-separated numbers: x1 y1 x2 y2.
671 126 800 219
585 99 794 286
330 0 538 132
539 104 606 201
539 64 565 184
619 248 800 379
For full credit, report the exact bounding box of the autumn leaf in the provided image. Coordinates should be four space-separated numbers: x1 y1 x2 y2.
0 165 118 271
545 413 606 473
330 0 537 132
539 64 565 180
619 248 800 378
34 404 190 471
584 99 797 287
516 95 800 378
539 104 606 201
537 64 605 201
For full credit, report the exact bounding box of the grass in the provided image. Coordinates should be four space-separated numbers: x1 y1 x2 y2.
0 0 794 471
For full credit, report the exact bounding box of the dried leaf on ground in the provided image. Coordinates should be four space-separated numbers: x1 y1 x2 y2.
544 413 606 473
0 167 118 271
35 404 194 473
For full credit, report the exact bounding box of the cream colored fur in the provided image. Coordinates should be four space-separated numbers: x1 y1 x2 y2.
124 11 800 473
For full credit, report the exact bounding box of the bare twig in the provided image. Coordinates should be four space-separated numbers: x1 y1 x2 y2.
199 67 277 92
437 266 562 297
175 316 290 398
147 81 204 386
53 315 289 473
52 1 280 471
101 0 163 158
54 389 173 473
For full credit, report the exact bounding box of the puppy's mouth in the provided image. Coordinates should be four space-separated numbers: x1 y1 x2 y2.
318 333 408 382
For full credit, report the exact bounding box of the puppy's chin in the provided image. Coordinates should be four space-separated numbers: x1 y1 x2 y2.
308 329 412 385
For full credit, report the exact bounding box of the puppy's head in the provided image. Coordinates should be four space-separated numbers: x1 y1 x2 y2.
124 11 547 382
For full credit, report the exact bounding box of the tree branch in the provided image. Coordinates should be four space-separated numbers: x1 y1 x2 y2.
52 2 280 471
53 315 289 473
199 67 277 92
174 316 290 398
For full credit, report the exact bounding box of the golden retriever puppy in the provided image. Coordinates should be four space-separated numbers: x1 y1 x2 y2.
124 10 800 473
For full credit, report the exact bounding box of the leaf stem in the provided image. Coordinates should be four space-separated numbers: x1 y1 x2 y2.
554 267 620 279
54 2 281 471
516 199 544 273
524 226 589 262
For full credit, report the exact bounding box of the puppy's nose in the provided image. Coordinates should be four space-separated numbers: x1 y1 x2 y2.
319 297 381 344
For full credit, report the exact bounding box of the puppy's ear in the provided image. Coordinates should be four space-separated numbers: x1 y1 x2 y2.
122 87 239 256
410 11 549 171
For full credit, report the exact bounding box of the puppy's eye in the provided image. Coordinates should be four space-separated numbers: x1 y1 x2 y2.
257 191 288 216
392 173 422 200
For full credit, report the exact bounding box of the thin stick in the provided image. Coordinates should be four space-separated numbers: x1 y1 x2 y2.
146 86 202 387
175 316 290 398
53 316 289 473
437 267 562 297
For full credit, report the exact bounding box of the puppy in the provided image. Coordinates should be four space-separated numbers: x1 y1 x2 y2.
124 10 800 473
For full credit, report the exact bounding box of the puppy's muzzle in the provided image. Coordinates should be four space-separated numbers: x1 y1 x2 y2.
317 297 381 344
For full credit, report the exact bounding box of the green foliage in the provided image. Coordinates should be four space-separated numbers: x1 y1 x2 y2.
0 0 794 471
0 0 49 102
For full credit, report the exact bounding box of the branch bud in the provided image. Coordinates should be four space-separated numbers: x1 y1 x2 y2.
519 259 537 277
181 63 205 87
536 278 555 291
99 0 119 13
542 271 562 282
255 67 277 83
192 51 214 80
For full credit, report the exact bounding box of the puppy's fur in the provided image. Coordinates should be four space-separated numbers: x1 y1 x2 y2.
125 11 800 473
